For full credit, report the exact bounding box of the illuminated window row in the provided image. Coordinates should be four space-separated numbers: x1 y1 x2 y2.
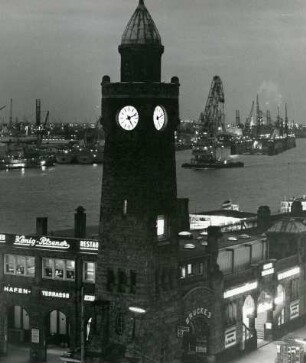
4 254 35 277
4 254 95 283
180 262 206 279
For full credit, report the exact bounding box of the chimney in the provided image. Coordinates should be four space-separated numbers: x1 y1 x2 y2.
207 226 222 256
36 217 48 235
291 200 303 217
257 206 271 231
176 198 190 231
74 206 86 238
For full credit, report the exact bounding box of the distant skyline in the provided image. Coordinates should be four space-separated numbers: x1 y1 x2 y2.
1 0 306 124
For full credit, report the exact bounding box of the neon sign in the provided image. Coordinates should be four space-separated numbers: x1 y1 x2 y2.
80 240 99 251
224 281 258 299
14 235 70 250
84 295 95 302
41 290 70 299
185 307 211 325
3 285 31 295
261 268 274 277
278 267 300 281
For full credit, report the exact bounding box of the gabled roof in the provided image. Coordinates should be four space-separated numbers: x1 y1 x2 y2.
121 0 162 46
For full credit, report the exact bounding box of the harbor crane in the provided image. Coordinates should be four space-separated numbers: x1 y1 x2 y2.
198 75 225 138
0 105 6 112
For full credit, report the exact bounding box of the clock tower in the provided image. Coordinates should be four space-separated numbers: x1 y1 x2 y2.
88 1 182 361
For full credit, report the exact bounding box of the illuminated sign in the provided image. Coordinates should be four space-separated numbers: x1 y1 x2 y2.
31 328 40 344
84 295 95 302
185 307 211 325
3 285 31 295
278 267 300 281
14 235 70 250
41 290 70 299
225 327 237 349
263 263 273 270
224 281 258 299
261 268 274 277
290 300 299 320
177 326 190 338
80 240 99 251
0 234 6 243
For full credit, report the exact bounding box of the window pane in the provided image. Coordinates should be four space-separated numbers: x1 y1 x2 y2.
16 256 26 275
54 259 64 279
26 257 35 277
43 258 53 278
66 260 75 280
157 215 166 239
84 262 95 283
5 255 15 274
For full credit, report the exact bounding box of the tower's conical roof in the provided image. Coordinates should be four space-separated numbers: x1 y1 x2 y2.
121 0 162 46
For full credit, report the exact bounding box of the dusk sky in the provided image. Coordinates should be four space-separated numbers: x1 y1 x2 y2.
1 0 306 124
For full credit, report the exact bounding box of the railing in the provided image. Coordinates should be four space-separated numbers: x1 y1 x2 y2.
242 323 254 343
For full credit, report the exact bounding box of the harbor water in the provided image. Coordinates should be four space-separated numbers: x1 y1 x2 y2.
0 139 306 234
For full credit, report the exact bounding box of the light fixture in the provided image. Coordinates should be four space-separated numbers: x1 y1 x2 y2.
129 306 146 314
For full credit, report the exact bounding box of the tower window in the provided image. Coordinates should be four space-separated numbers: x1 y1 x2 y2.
107 269 115 292
130 270 137 294
123 200 128 216
118 269 127 293
157 215 167 240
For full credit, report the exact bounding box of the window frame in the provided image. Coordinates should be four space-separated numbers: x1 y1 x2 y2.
83 261 96 284
42 257 75 281
4 254 35 277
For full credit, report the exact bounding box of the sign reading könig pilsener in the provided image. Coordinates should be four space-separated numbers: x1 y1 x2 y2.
14 235 70 250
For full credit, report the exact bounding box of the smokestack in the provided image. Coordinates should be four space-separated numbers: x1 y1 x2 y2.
36 99 41 127
36 217 48 235
9 98 13 127
74 206 86 238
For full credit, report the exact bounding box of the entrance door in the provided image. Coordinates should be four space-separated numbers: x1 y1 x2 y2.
8 306 30 344
182 316 209 362
47 310 69 346
255 291 272 343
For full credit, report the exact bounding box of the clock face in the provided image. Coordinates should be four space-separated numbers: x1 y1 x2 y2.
153 105 167 131
117 105 139 131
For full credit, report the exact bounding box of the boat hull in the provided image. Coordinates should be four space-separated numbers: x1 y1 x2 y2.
182 161 244 169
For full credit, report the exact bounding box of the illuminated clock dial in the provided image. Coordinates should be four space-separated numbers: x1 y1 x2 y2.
117 105 139 131
153 105 167 131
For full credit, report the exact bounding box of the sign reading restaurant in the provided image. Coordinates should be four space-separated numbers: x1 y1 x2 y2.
14 235 70 250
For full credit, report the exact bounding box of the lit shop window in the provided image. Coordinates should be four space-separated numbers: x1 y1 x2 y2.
180 266 186 279
4 254 35 277
83 262 96 283
157 215 167 240
42 258 75 281
187 264 193 275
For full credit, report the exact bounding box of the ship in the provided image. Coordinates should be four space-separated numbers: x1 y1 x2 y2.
0 152 54 170
182 76 244 170
182 137 244 170
280 196 306 214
